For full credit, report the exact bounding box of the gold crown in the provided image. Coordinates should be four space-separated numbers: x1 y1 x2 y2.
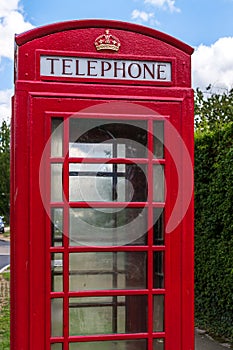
95 30 121 52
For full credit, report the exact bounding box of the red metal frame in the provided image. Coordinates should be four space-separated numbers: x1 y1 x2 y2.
12 20 194 350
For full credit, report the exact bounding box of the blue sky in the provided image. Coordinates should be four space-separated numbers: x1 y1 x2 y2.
1 0 233 120
21 0 233 47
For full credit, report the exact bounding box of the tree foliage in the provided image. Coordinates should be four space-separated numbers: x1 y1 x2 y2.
195 87 233 131
0 121 10 222
194 88 233 340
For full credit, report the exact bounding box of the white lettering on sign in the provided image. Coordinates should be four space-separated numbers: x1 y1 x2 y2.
40 56 172 82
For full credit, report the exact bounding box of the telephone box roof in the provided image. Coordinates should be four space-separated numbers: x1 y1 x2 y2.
15 19 194 55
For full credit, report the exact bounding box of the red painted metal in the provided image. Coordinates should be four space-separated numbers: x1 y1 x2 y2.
15 19 193 55
12 19 194 350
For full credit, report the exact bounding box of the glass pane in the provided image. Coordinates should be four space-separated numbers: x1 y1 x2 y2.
70 142 113 158
153 338 165 350
69 163 114 202
51 164 63 202
69 295 147 335
69 207 147 246
153 165 164 202
51 208 63 246
69 252 147 291
51 118 63 157
153 295 164 332
51 298 63 337
51 253 63 292
153 208 164 245
153 121 164 159
154 252 164 289
69 163 147 202
69 119 147 158
69 339 147 350
51 344 63 350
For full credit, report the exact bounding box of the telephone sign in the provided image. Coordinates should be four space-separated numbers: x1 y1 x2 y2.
11 20 194 350
40 55 172 82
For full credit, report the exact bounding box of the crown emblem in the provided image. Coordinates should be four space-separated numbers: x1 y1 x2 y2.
95 30 121 52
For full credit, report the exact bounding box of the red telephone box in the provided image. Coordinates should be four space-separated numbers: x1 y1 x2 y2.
11 20 194 350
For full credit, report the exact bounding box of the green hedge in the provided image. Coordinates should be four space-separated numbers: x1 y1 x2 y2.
195 122 233 341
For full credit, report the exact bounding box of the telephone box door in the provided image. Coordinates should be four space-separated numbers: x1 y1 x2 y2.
25 95 193 350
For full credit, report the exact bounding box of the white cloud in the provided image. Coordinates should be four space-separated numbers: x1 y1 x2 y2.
0 0 34 61
132 9 154 22
0 89 12 123
192 37 233 91
0 0 19 17
144 0 180 13
131 9 160 25
0 0 34 122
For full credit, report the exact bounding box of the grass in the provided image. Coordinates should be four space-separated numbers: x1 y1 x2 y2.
1 273 10 282
0 299 10 350
3 231 10 238
0 268 10 350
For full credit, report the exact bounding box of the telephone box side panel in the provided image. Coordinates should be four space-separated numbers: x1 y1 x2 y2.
181 91 195 350
10 90 31 350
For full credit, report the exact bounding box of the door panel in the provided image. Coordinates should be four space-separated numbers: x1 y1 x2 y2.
30 96 183 350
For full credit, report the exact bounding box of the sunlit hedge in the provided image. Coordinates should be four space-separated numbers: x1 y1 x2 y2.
195 122 233 341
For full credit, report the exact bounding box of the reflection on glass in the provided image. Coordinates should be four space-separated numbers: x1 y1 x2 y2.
51 298 63 337
69 163 147 202
153 252 164 289
69 295 147 335
51 253 63 292
51 118 63 157
153 165 164 202
69 340 147 350
69 119 147 158
51 344 63 350
69 163 123 202
51 208 63 246
69 143 113 158
51 164 63 202
153 338 165 350
69 208 147 246
153 121 164 159
126 164 147 202
69 252 147 291
153 208 164 245
153 295 164 332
